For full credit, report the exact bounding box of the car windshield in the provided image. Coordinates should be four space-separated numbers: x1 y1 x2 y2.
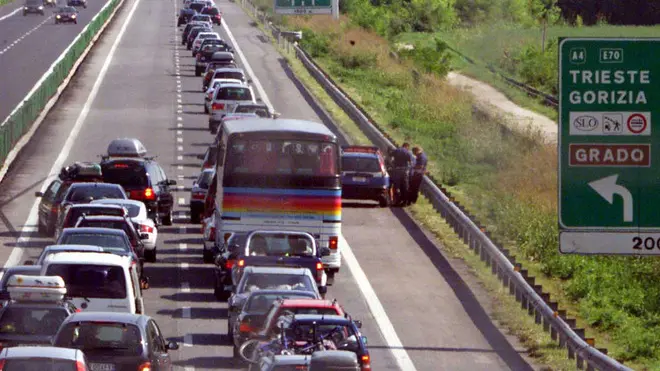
225 139 339 176
102 162 148 188
4 359 77 371
341 157 381 172
245 292 313 313
59 233 130 253
197 171 214 189
56 322 142 356
67 186 124 203
45 264 127 299
240 273 314 294
213 71 242 81
0 307 68 336
66 208 125 226
246 234 315 257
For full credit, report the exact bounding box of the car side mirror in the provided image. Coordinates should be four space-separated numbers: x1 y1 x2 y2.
361 336 368 345
319 247 331 257
24 260 34 265
167 341 179 350
354 320 362 328
140 233 149 240
35 191 43 197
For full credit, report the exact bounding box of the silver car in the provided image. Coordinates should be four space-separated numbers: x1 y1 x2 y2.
0 346 89 369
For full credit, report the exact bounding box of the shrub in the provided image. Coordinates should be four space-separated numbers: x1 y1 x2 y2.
298 28 332 58
512 39 558 95
398 38 453 77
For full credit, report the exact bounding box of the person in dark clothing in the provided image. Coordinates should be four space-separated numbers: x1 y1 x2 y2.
409 147 428 204
389 143 413 206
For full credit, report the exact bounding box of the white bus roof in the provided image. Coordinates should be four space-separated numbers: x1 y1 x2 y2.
223 118 335 137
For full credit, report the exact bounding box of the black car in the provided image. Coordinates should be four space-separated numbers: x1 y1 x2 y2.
196 42 234 75
177 8 196 26
100 157 176 225
201 6 221 24
67 0 86 8
35 162 105 236
23 0 44 15
53 312 179 371
181 23 208 45
54 6 78 23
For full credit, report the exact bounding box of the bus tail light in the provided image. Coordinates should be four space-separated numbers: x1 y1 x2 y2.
316 262 324 281
329 236 338 250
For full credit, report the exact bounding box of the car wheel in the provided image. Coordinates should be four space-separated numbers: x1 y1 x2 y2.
37 220 46 235
203 249 213 263
162 209 173 226
233 345 240 359
144 248 157 263
327 271 335 286
74 20 77 24
190 209 201 223
379 193 390 208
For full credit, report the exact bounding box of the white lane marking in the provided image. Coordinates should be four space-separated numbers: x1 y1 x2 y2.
340 236 418 370
177 185 184 190
179 243 187 250
182 306 191 318
177 116 182 121
177 137 183 143
177 123 183 128
177 104 182 109
177 98 182 103
221 18 272 111
180 262 189 270
0 8 21 23
178 197 186 205
1 0 143 271
0 17 54 56
177 165 184 170
177 174 184 179
177 145 183 151
180 282 190 292
177 130 182 135
183 333 193 347
221 18 418 371
177 155 183 160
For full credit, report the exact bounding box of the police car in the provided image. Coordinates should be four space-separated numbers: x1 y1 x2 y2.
0 275 76 348
340 146 391 207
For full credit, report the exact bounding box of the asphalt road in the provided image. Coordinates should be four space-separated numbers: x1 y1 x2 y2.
0 0 542 368
0 0 109 121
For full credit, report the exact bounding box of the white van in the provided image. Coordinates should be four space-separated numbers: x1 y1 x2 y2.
40 252 145 314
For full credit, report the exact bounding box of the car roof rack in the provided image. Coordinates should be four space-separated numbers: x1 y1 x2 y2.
106 138 147 158
59 162 103 181
7 275 67 302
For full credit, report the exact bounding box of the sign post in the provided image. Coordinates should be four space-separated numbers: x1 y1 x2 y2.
273 0 334 15
559 38 660 255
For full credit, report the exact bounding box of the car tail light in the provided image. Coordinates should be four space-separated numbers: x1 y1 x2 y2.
0 359 5 371
316 262 324 281
140 224 154 233
238 259 245 267
208 226 216 241
138 361 152 371
239 321 254 333
225 259 234 269
192 191 206 200
144 188 156 200
212 103 225 111
51 205 59 213
75 360 86 371
361 355 371 370
329 236 338 250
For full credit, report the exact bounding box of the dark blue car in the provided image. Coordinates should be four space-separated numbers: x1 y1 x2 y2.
340 146 391 207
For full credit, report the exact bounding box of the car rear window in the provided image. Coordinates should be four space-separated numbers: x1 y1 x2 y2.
241 274 315 294
66 208 124 227
189 3 204 11
203 7 218 15
45 264 127 299
59 233 130 253
0 307 68 336
4 359 76 371
102 162 148 188
67 187 124 203
195 15 211 21
76 220 132 237
55 322 142 357
246 292 313 313
213 71 243 81
216 87 252 101
341 157 381 172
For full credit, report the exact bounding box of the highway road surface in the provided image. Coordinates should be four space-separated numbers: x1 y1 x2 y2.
0 0 109 121
0 0 542 369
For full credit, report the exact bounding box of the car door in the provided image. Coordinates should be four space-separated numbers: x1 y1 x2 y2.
155 164 174 213
38 179 61 228
148 320 172 370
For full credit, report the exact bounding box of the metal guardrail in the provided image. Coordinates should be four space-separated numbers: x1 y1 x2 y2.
240 2 632 370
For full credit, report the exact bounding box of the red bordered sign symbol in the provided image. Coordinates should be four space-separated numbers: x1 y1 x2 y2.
627 113 647 134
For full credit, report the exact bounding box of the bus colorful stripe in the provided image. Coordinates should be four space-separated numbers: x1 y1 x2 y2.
222 187 341 220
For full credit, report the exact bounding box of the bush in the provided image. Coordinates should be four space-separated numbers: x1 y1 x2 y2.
398 38 452 77
299 28 332 58
336 49 378 69
511 39 558 95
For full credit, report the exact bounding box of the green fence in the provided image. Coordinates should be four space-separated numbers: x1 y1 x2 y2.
0 0 122 167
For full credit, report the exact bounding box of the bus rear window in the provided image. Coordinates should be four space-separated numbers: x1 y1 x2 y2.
45 264 127 299
225 139 338 176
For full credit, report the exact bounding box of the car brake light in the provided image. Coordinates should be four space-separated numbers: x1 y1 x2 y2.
0 359 5 371
192 191 206 200
140 224 154 233
113 163 130 168
329 236 338 250
75 360 86 371
138 361 152 371
212 103 225 111
239 321 254 333
144 188 155 200
361 355 371 370
316 262 323 270
225 259 234 269
238 259 245 267
51 205 59 213
209 226 215 241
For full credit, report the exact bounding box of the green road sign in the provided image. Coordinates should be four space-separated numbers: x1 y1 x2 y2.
274 0 332 14
559 38 660 255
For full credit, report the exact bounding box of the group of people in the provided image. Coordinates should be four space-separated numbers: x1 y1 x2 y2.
387 143 428 206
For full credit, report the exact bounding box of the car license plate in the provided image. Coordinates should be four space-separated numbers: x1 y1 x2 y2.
90 363 116 371
353 177 367 182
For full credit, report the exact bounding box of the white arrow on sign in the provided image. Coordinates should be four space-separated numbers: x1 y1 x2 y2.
588 174 633 222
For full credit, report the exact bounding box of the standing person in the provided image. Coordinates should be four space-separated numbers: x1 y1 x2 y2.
390 142 413 206
409 147 428 204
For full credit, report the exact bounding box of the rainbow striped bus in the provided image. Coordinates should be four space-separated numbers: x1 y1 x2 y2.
214 118 342 277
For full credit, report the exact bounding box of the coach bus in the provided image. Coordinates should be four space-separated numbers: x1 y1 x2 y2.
214 118 342 278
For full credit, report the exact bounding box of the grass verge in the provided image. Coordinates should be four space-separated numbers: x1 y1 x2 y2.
243 6 659 369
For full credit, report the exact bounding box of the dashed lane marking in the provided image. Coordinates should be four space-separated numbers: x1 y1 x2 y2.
179 243 187 250
180 282 190 293
0 16 54 56
180 262 189 270
178 197 186 205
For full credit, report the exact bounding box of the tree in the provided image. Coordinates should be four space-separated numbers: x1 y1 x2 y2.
529 0 561 53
